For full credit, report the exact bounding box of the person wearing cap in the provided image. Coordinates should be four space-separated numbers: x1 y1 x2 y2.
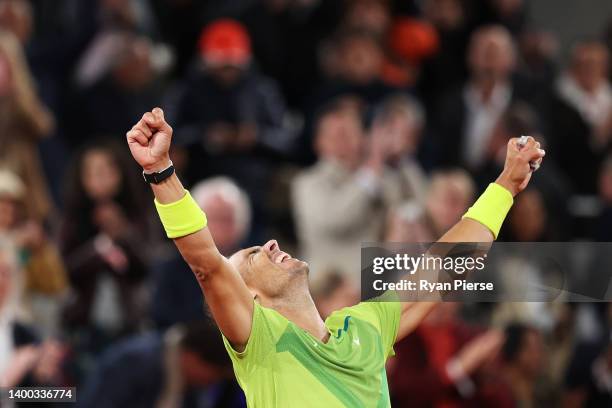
171 19 295 236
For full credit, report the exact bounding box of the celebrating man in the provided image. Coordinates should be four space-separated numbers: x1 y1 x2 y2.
126 108 544 407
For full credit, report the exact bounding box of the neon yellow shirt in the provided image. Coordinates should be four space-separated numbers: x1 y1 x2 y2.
223 299 401 407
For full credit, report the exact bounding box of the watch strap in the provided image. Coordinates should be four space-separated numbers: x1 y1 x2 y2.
143 161 175 184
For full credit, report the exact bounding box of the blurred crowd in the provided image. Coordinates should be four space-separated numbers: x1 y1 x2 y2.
0 0 612 407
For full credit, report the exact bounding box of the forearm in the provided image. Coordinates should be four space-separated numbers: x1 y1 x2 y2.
150 172 222 279
150 171 185 204
397 182 514 334
127 108 255 348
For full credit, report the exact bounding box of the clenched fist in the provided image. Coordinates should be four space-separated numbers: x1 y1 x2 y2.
495 136 545 197
126 107 173 172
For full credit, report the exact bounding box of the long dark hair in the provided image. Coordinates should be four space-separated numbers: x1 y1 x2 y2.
61 139 147 241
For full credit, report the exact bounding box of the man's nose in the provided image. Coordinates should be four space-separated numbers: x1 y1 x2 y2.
262 240 279 255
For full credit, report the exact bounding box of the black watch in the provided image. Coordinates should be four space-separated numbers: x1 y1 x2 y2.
143 161 175 184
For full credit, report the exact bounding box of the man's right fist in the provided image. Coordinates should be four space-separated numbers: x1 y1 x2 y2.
126 107 173 172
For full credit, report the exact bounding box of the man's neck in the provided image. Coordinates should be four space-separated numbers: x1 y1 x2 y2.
471 77 508 103
268 294 330 343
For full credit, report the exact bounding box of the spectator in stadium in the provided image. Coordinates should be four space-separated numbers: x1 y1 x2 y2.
0 170 67 335
170 18 294 239
311 28 396 112
0 29 55 223
79 322 244 408
501 323 553 407
555 39 612 192
435 25 536 171
171 19 293 178
389 302 510 407
68 33 170 146
151 177 252 329
370 94 429 203
59 141 149 337
292 100 400 279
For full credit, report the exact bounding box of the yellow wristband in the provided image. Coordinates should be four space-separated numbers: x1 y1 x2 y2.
462 183 513 239
154 191 207 239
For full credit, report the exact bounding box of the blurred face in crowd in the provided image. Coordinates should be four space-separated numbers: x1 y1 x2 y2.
468 26 516 83
229 239 309 303
383 111 421 161
570 42 609 93
423 0 464 31
199 194 241 254
315 110 365 170
426 172 475 235
81 148 122 202
0 196 17 230
344 0 390 37
509 189 546 241
113 38 154 90
340 35 383 85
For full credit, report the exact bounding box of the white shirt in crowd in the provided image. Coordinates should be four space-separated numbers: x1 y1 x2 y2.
463 83 512 169
557 74 612 130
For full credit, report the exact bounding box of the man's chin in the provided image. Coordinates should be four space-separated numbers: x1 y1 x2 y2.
283 258 309 274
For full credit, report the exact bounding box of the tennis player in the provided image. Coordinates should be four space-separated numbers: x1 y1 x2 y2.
126 108 545 407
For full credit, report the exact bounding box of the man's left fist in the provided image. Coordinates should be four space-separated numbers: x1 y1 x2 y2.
495 136 545 197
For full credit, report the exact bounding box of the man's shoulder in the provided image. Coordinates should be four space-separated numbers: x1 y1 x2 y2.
295 161 348 187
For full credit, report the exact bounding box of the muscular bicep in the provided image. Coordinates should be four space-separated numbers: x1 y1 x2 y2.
173 229 254 350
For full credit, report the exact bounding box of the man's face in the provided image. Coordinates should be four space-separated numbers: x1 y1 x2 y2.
316 112 365 169
469 28 515 82
385 113 420 160
572 43 609 93
202 194 240 255
228 240 309 300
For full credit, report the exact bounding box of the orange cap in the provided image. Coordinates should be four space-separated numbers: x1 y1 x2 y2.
198 19 252 67
388 17 439 64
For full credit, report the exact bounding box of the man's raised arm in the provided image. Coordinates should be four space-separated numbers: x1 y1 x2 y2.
126 108 253 349
397 136 545 340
